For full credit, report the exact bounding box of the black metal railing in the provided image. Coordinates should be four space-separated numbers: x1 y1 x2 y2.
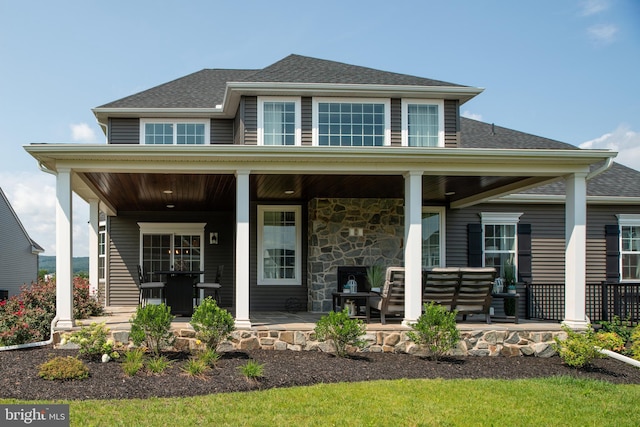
526 282 640 326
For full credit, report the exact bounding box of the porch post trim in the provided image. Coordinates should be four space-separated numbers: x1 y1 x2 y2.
403 170 423 326
88 199 99 297
55 168 74 329
563 172 588 330
235 170 251 329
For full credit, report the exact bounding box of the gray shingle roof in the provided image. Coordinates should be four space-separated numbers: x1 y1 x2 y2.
97 54 468 109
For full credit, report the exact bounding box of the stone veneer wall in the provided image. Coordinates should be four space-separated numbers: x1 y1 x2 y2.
307 198 405 312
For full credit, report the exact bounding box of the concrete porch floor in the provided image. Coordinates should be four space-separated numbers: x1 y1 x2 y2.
80 306 563 333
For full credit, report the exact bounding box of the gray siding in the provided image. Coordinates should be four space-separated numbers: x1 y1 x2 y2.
0 192 39 296
243 96 257 145
390 98 402 146
211 119 234 144
444 100 459 147
109 118 140 144
301 97 312 146
107 211 236 307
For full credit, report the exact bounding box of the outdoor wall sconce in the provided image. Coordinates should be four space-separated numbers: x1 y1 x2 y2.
209 232 219 245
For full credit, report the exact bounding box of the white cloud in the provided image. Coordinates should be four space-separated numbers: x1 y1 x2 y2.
70 123 97 142
580 0 609 16
587 23 618 45
0 172 89 256
579 125 640 171
462 110 483 121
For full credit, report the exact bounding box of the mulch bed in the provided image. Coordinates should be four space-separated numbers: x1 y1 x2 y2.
1 346 639 400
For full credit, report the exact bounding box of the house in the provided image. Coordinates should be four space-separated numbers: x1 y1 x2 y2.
0 187 44 297
24 54 639 331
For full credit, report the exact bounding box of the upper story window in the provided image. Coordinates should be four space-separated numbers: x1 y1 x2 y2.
401 100 444 147
618 214 640 281
312 98 390 146
141 119 209 145
257 97 301 146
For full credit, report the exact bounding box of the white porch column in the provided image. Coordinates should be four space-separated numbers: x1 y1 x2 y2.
563 172 588 330
403 171 423 326
55 168 74 329
88 199 99 297
235 170 251 329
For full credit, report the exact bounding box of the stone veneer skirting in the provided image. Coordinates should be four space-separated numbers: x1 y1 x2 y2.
307 198 405 312
56 328 565 358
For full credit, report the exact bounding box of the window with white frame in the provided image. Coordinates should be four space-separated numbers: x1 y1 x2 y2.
480 212 522 280
402 100 444 147
258 206 301 285
313 98 390 146
141 119 209 145
618 214 640 281
422 207 445 269
98 221 106 281
257 97 301 146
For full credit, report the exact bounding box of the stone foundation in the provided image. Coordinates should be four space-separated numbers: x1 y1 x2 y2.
55 328 565 357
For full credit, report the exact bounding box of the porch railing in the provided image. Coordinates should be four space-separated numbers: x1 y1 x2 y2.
525 282 640 326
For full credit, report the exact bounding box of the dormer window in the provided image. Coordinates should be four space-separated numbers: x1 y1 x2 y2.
257 97 301 146
141 119 209 145
401 100 444 147
312 98 390 146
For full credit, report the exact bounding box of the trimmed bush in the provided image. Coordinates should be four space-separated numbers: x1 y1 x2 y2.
407 302 460 361
554 324 604 368
129 303 175 356
38 356 89 380
190 297 235 351
314 308 366 357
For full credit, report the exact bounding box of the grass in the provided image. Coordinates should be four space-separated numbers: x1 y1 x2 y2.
2 377 640 426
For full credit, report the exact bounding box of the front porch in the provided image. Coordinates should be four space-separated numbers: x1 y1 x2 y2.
64 306 565 357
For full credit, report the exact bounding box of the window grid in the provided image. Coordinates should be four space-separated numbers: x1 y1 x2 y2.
422 212 441 268
141 234 172 297
484 224 517 279
173 234 201 271
317 102 385 146
176 123 205 145
263 102 296 146
145 123 174 145
621 226 640 280
98 225 106 280
408 104 439 147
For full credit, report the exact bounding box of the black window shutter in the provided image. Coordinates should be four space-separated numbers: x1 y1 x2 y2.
468 223 483 267
517 224 532 283
605 224 620 283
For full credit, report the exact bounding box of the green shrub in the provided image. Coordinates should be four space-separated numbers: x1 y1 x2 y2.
38 356 89 380
594 331 625 352
598 316 633 347
554 324 604 368
121 348 145 376
238 359 265 383
129 303 175 357
146 356 172 374
314 308 366 357
631 325 640 361
62 322 118 361
407 302 460 362
190 297 235 351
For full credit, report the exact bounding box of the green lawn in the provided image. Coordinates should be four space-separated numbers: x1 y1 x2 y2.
3 377 639 426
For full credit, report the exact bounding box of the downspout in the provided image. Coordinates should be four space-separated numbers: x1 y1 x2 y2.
586 157 614 181
597 348 640 368
0 315 59 351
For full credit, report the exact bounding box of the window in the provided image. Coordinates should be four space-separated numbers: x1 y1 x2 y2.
141 120 209 145
618 215 640 281
480 212 522 279
98 222 106 281
258 206 301 285
313 98 390 146
257 97 301 146
402 100 444 147
422 207 445 269
138 223 206 297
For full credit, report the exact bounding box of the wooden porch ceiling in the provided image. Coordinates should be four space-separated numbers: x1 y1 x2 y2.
81 172 529 212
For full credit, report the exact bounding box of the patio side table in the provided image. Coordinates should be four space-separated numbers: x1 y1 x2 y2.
331 291 375 322
491 293 519 323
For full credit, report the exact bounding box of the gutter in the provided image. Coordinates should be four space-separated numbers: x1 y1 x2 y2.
0 315 59 352
586 156 614 180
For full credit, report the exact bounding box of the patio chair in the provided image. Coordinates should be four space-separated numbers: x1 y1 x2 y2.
422 267 461 311
196 264 223 305
136 265 166 306
368 267 405 324
456 267 496 324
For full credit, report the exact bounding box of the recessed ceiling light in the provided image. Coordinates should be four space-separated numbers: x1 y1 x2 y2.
444 191 456 196
163 190 173 194
284 190 295 195
166 204 175 208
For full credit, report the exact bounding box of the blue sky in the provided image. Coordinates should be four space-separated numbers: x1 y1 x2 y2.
0 0 638 256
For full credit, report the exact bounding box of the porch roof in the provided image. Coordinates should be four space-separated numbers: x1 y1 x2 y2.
24 144 615 215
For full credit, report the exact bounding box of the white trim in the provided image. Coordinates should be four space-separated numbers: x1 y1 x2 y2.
257 96 301 146
617 214 640 282
422 206 446 268
480 212 523 225
257 205 302 286
140 119 210 145
480 212 522 276
616 214 640 225
401 99 445 147
312 97 391 147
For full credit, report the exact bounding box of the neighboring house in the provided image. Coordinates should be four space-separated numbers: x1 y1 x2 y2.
25 54 638 330
0 187 43 297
